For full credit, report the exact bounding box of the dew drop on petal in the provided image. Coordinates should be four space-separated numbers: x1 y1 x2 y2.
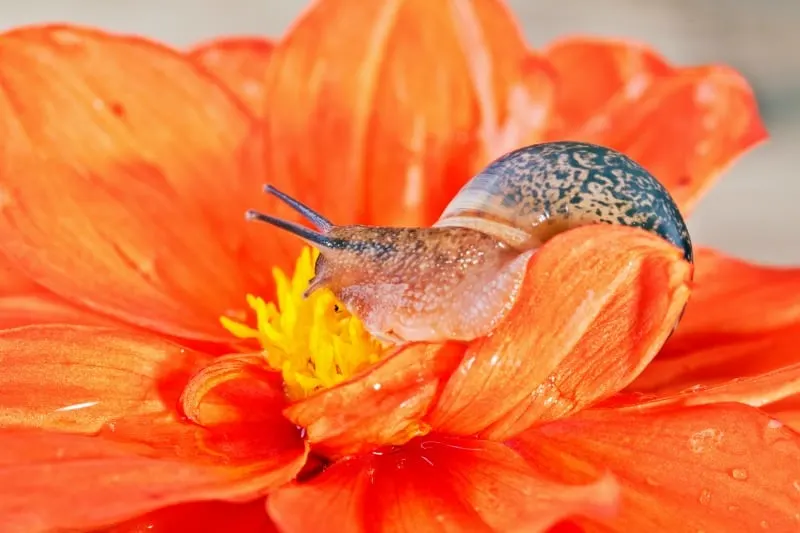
767 418 784 429
792 480 800 492
645 476 660 487
760 520 769 529
730 468 748 481
698 488 712 505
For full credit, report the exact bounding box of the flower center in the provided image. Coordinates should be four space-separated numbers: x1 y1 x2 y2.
220 246 385 401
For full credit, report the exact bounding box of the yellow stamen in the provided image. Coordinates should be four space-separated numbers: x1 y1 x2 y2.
220 246 384 401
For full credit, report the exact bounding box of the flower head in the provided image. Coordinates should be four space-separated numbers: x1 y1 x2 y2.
0 1 799 532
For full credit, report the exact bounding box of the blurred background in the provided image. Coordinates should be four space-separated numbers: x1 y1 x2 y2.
1 0 797 264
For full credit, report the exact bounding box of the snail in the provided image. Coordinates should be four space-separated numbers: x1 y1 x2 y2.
248 141 692 345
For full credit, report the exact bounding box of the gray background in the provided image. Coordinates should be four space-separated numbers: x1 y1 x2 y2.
2 0 798 264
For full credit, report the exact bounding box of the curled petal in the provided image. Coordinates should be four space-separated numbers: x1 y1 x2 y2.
427 225 691 440
263 0 554 228
187 37 274 118
0 428 287 533
268 436 618 533
571 65 767 214
631 247 800 394
510 404 800 532
543 37 671 137
0 24 286 342
284 342 465 457
180 352 287 426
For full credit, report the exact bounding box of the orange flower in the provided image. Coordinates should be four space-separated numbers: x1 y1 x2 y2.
0 1 798 532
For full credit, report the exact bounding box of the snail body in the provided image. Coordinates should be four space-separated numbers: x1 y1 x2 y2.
248 141 692 345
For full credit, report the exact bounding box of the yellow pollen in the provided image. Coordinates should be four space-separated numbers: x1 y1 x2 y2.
220 246 385 401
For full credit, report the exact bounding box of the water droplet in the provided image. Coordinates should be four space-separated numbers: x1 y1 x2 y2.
793 480 800 492
645 476 660 487
760 520 769 529
372 382 382 391
689 428 723 453
698 489 711 505
731 468 748 481
767 418 784 429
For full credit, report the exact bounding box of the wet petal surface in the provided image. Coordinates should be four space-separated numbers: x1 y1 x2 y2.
511 404 800 532
0 325 307 531
284 342 465 457
268 436 618 533
427 225 691 440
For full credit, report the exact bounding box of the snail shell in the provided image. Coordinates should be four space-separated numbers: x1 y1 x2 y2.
435 141 693 263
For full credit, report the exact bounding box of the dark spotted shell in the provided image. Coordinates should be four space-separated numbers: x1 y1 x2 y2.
434 141 693 263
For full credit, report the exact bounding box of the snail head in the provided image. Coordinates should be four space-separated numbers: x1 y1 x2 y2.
246 185 530 344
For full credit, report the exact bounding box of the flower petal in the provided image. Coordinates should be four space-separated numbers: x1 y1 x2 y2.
427 225 691 441
187 37 274 118
608 363 800 413
766 397 800 433
107 500 278 533
0 324 209 432
631 247 800 394
268 436 618 533
263 0 554 228
510 404 800 532
0 25 289 342
0 325 308 530
0 428 284 533
569 65 767 213
284 342 465 457
0 255 39 295
543 37 672 137
0 293 123 330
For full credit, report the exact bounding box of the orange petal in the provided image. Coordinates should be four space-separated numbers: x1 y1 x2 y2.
284 342 465 458
108 500 277 533
268 436 618 533
427 225 691 440
543 37 672 138
180 352 287 426
0 293 123 330
569 65 767 214
263 0 554 228
0 428 289 532
765 396 800 433
631 247 800 394
0 25 289 343
607 363 800 413
510 404 800 532
0 324 210 433
0 254 39 295
187 37 274 118
0 325 308 529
